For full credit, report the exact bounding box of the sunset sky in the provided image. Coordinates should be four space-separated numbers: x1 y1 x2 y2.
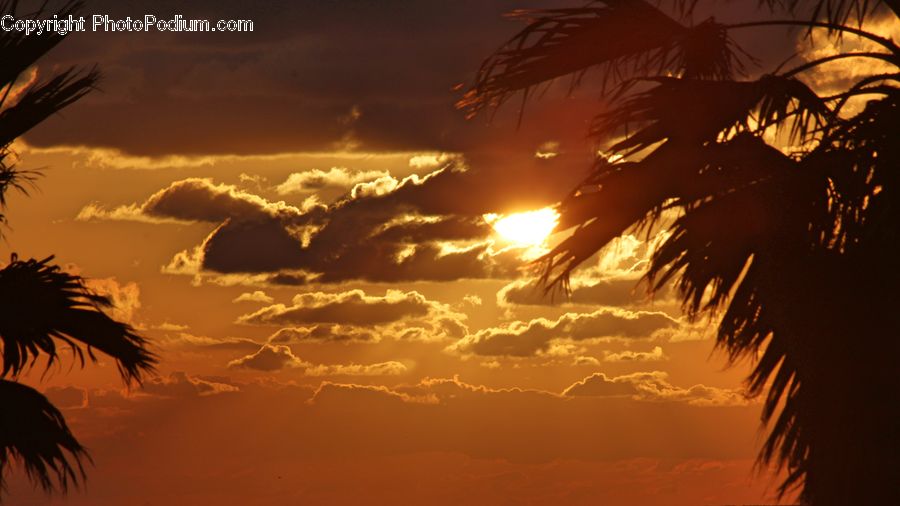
0 1 845 504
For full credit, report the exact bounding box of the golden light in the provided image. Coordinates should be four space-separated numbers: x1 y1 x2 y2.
484 207 559 246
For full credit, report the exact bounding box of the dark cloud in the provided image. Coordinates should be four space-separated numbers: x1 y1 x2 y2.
53 1 795 291
227 344 304 371
267 272 313 286
88 155 587 283
200 218 309 273
142 178 298 222
77 177 313 223
76 130 596 282
370 215 489 243
25 0 593 156
24 0 801 162
77 178 313 274
248 157 585 283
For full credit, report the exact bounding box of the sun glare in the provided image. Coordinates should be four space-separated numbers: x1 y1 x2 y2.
485 207 559 246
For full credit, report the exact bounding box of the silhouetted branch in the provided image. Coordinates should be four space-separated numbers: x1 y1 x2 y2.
0 379 89 494
0 255 157 385
781 51 898 78
728 20 900 55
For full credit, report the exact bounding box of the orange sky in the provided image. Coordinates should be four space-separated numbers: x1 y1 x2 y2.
1 1 812 504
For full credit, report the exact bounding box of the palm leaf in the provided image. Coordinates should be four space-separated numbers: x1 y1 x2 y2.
0 162 39 236
467 1 900 502
0 1 83 95
0 67 98 148
762 0 892 25
592 75 833 156
665 0 888 23
0 256 156 384
0 164 38 207
457 1 745 118
0 379 88 493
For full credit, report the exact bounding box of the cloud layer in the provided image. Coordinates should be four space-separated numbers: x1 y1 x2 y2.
227 344 407 376
562 371 747 406
80 156 587 284
237 289 439 326
449 308 680 357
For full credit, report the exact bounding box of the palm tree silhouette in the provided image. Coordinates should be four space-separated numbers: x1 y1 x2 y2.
461 1 899 504
0 0 155 497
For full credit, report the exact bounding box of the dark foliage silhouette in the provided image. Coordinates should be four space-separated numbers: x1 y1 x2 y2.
0 380 88 493
461 1 900 504
0 0 156 497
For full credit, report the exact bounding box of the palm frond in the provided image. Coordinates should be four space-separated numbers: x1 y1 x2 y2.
593 78 761 153
0 67 98 148
0 379 88 493
761 0 891 25
678 18 753 79
0 164 39 207
0 1 83 95
729 19 900 54
830 79 900 116
592 75 833 156
470 1 900 503
0 161 40 235
0 256 156 384
457 1 745 118
539 143 683 287
650 144 804 305
782 52 897 79
756 74 835 143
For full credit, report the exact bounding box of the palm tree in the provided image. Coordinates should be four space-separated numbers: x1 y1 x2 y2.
460 1 899 504
0 0 156 497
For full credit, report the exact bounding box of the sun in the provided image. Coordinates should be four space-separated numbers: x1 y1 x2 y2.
484 207 559 246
